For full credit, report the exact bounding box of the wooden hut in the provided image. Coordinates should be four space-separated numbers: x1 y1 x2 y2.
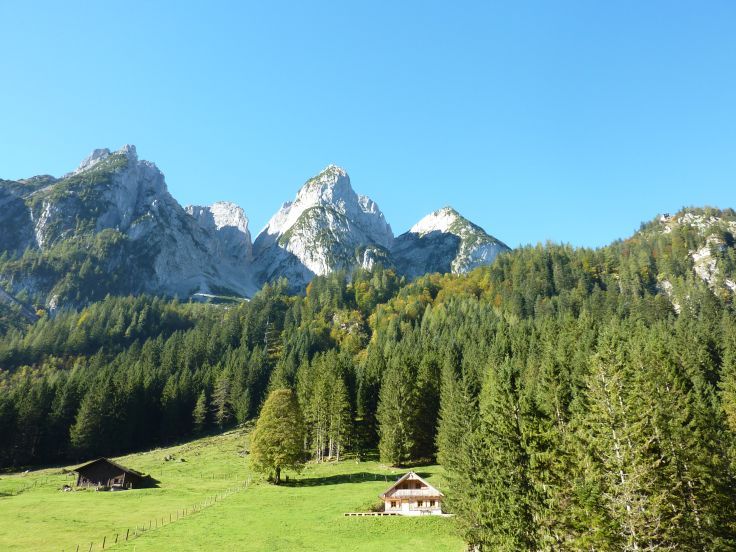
72 458 147 490
379 471 444 516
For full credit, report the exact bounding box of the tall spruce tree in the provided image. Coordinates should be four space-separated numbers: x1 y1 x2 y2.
574 324 678 551
193 391 208 434
474 359 538 551
377 345 419 466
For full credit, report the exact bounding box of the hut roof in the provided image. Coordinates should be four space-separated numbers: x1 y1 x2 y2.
72 457 145 477
379 471 444 499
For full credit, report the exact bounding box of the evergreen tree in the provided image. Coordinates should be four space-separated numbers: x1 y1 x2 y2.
193 390 208 434
328 375 351 461
212 365 233 428
69 378 118 458
573 325 677 551
473 360 537 551
377 346 418 466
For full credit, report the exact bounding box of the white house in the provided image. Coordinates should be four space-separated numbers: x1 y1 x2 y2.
379 471 444 516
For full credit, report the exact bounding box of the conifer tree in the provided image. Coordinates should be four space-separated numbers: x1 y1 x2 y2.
212 366 233 428
574 325 679 551
474 360 537 551
328 376 351 461
193 391 207 434
377 346 418 466
70 378 117 458
436 343 466 468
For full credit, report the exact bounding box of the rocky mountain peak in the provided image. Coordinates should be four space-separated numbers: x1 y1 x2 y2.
257 165 392 247
252 165 394 288
409 206 463 235
70 144 138 177
185 201 253 271
72 148 111 175
295 164 355 210
186 201 249 233
393 206 509 279
208 201 249 232
118 144 138 162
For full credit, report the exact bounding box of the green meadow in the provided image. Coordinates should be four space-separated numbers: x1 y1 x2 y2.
0 429 463 551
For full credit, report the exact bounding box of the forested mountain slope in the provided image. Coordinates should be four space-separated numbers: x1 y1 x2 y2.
1 206 736 550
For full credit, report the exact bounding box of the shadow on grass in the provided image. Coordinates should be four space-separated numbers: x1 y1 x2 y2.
281 470 434 487
282 472 394 487
140 475 161 489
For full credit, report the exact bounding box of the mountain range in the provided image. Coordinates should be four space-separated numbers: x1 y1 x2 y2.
0 145 509 310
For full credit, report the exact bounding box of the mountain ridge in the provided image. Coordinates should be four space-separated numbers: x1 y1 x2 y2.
0 145 512 308
5 146 735 314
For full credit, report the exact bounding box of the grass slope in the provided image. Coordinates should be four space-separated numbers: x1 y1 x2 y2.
0 429 463 552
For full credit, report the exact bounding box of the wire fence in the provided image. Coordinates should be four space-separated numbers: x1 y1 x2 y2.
60 478 251 552
1 474 71 497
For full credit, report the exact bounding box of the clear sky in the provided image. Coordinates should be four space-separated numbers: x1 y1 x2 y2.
1 1 734 248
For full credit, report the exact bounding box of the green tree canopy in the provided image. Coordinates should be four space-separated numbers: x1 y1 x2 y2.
249 388 305 484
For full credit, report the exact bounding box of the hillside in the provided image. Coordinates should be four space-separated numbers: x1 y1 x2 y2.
2 206 736 550
0 429 461 552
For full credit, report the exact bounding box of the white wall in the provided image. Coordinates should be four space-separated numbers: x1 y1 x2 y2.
384 498 443 516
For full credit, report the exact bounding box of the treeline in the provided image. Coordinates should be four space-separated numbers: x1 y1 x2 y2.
1 207 736 550
0 268 403 467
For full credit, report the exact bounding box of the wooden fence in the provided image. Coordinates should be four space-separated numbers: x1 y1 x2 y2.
60 478 251 552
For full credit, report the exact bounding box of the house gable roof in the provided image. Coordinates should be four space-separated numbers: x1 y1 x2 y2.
72 457 145 477
379 471 444 499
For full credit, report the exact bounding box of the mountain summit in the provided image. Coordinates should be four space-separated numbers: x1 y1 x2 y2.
0 145 256 308
0 149 510 308
252 165 394 289
392 206 510 279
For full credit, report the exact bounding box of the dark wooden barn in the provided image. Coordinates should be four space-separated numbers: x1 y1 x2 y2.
73 458 148 490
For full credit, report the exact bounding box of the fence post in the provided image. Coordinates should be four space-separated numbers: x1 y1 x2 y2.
114 534 118 544
125 529 129 541
102 536 106 549
87 543 92 552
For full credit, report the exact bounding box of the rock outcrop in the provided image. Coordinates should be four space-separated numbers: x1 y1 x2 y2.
392 207 510 279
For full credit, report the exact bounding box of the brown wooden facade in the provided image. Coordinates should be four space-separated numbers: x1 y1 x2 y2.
73 458 147 489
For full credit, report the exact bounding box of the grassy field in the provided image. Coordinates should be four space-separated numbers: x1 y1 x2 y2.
0 429 464 551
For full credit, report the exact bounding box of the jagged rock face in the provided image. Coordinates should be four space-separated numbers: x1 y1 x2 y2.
0 145 256 306
0 149 513 307
252 165 394 289
185 201 253 264
392 207 510 279
0 182 38 255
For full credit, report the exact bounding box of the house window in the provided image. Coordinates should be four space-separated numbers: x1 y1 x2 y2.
430 500 436 507
391 501 397 508
417 500 423 507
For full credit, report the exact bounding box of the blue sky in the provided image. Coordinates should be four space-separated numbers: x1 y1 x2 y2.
1 1 734 248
